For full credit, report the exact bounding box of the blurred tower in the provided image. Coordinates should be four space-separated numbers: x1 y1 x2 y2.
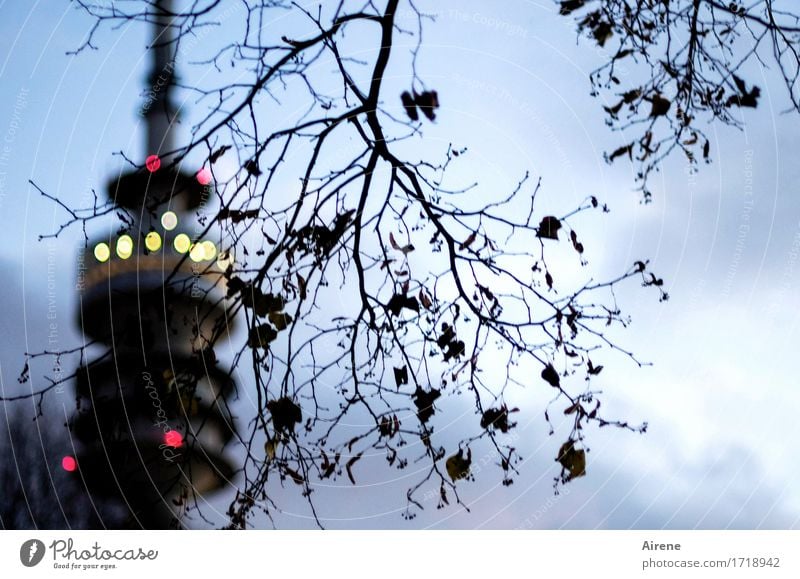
68 0 236 529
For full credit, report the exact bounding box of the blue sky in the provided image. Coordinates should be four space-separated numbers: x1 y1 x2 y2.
1 0 799 529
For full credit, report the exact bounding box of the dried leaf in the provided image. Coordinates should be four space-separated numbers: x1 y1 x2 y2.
608 144 633 162
541 364 560 388
559 0 586 16
387 293 420 316
393 366 409 387
415 90 439 121
412 386 441 423
248 323 277 349
267 397 302 433
283 465 305 485
459 232 477 250
244 159 262 176
419 289 432 310
557 441 586 480
209 145 231 164
268 311 292 331
537 216 561 240
445 449 472 482
649 94 671 117
401 91 418 121
265 439 278 461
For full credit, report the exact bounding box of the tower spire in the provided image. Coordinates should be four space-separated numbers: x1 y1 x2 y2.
145 0 177 157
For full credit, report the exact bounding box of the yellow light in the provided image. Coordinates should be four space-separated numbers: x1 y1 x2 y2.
189 243 205 263
116 235 134 259
216 250 233 271
145 231 162 252
161 211 178 231
93 242 110 263
173 233 191 254
201 240 217 261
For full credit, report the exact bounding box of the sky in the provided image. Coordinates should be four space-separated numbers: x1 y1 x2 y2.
0 0 799 529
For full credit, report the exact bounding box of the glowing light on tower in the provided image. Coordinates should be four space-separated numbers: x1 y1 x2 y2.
173 233 191 254
116 235 134 259
189 243 205 263
145 231 162 252
163 430 183 448
93 242 111 263
200 240 217 261
145 154 161 173
61 456 78 472
196 167 212 185
160 211 178 231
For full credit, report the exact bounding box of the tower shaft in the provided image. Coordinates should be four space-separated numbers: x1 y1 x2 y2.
145 0 177 157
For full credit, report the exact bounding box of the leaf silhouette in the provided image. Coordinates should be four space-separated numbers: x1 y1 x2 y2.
415 90 439 121
283 465 305 485
393 365 408 387
557 440 586 481
537 216 561 240
387 294 420 316
459 232 477 250
401 91 418 121
445 449 472 482
412 386 441 423
267 397 302 433
541 364 560 388
648 94 671 117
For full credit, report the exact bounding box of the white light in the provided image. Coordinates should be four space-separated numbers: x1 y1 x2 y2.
116 235 134 259
161 211 178 231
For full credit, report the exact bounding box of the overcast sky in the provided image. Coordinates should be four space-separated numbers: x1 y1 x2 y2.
1 0 799 529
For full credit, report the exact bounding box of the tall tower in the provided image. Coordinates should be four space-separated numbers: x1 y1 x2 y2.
68 0 236 529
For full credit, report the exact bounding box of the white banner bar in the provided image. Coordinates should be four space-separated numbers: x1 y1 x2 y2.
1 531 797 578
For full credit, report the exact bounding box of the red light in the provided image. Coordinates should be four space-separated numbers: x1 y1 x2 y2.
196 167 212 185
61 456 77 472
145 154 161 173
164 430 183 448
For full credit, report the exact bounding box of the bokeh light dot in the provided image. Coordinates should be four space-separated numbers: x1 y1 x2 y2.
196 167 212 185
145 231 162 252
145 154 161 173
93 242 110 263
160 211 178 231
201 240 217 260
189 243 205 262
164 430 183 448
116 235 134 259
173 233 191 254
61 456 77 472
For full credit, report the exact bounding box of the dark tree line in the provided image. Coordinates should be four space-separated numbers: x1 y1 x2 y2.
0 410 119 529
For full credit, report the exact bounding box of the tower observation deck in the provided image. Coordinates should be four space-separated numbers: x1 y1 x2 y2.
68 0 237 529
